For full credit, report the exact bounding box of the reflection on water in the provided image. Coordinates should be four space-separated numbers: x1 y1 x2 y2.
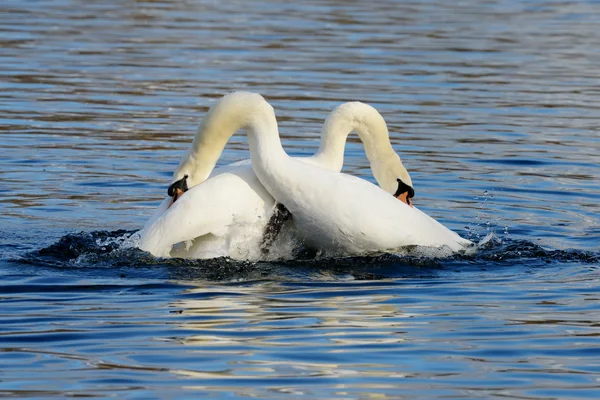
0 270 598 398
1 0 599 398
2 230 599 398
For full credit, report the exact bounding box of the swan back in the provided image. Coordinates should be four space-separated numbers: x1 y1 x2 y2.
258 157 468 254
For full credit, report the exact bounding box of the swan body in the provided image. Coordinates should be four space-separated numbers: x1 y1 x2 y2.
140 100 415 259
141 161 274 259
262 163 469 254
139 92 471 259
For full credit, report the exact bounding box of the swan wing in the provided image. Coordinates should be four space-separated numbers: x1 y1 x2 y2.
139 165 274 258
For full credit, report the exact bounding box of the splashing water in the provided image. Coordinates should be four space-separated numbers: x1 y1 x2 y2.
11 230 598 283
464 190 510 243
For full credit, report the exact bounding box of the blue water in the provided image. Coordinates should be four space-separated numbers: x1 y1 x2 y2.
1 0 599 398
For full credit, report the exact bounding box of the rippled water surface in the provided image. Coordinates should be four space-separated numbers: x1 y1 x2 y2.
1 0 599 398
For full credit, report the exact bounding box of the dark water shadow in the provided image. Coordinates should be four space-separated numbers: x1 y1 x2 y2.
9 230 599 283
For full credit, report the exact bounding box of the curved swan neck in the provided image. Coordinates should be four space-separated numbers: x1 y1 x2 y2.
173 92 285 187
313 102 397 171
312 102 411 194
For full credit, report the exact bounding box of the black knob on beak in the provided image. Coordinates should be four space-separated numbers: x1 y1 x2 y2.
168 175 189 197
394 178 414 199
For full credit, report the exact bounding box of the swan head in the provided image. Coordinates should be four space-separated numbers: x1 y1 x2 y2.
167 153 199 206
167 173 189 204
371 153 415 206
393 177 415 207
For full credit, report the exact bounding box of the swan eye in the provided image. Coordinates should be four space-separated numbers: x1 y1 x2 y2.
393 178 414 199
168 174 189 198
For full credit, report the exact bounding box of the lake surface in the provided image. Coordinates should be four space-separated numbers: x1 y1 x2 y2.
1 0 599 398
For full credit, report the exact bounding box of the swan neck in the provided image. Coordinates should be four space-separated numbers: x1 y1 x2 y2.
313 102 396 173
173 93 285 187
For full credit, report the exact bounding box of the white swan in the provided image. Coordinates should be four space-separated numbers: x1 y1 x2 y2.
139 92 471 259
139 99 415 259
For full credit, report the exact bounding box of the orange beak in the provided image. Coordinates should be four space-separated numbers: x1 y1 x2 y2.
168 188 185 209
396 191 413 207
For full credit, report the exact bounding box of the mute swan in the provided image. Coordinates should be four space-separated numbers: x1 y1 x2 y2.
139 99 415 259
139 92 471 259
